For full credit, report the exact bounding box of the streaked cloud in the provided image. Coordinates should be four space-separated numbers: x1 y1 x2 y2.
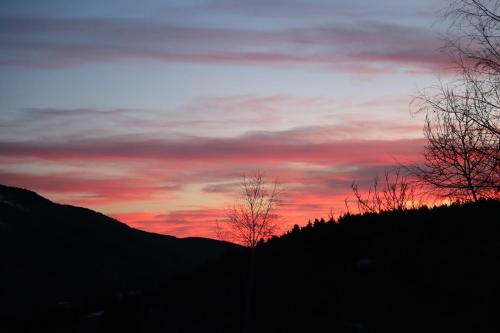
0 16 448 74
0 120 425 238
0 0 446 238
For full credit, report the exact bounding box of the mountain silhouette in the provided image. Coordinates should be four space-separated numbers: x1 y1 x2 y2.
155 199 500 333
2 183 500 332
0 184 237 326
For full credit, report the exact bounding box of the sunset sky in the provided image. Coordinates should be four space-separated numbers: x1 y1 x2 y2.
0 0 451 238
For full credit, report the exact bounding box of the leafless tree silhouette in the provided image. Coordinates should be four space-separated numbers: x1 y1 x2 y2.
411 0 500 200
441 0 500 140
443 0 500 77
413 88 499 201
217 171 284 247
215 172 284 333
351 167 423 214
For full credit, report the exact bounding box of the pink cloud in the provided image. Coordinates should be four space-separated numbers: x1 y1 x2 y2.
111 190 361 239
0 171 176 206
0 16 450 74
0 126 424 165
112 209 226 238
0 120 427 239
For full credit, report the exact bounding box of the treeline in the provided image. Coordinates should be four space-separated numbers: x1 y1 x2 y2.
4 197 499 332
91 199 500 333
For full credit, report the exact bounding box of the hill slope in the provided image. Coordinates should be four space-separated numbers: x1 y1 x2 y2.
2 184 499 332
0 184 237 317
156 200 500 333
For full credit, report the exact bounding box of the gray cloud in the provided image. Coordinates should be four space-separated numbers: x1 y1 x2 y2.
0 16 448 73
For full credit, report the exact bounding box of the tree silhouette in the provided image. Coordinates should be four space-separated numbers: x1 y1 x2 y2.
217 171 284 247
413 89 499 200
351 167 422 213
412 0 500 200
215 171 284 333
444 0 500 78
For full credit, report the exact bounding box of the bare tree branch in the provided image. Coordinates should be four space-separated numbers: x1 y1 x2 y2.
351 167 423 213
410 0 500 201
217 171 284 247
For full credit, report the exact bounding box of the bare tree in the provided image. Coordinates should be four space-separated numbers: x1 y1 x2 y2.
443 0 500 76
412 95 499 201
351 167 422 214
415 79 500 146
217 171 284 247
216 172 284 332
411 0 500 200
440 0 500 138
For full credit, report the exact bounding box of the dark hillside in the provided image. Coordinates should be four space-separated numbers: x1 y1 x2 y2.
0 184 237 331
153 200 500 333
1 184 499 332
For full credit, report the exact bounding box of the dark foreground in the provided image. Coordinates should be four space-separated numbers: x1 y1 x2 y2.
1 185 499 332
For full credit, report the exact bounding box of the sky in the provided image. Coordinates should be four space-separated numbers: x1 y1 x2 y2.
0 0 452 238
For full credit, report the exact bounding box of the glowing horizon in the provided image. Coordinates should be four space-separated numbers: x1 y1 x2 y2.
0 0 450 238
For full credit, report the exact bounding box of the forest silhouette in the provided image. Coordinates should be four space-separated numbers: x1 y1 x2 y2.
1 183 499 332
141 200 500 333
